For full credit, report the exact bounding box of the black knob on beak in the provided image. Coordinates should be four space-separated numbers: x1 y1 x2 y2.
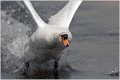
61 34 68 39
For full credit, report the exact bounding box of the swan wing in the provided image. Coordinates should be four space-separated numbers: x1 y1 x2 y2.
48 0 83 29
23 0 47 28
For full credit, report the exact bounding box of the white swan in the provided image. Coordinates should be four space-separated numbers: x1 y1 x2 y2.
23 0 83 76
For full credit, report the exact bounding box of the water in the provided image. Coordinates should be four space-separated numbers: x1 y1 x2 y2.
1 1 119 79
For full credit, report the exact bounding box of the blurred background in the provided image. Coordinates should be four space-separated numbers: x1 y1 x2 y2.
1 1 119 79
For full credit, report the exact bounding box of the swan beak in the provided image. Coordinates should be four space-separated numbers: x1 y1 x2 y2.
62 38 70 47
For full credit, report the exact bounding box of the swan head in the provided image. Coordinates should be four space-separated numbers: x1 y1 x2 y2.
60 34 70 47
58 32 72 47
35 27 72 48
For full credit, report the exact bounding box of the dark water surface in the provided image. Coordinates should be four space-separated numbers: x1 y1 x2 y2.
1 1 119 79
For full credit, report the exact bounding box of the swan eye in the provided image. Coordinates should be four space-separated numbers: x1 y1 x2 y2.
61 34 68 39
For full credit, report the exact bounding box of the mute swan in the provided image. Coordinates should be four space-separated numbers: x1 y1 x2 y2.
23 0 83 77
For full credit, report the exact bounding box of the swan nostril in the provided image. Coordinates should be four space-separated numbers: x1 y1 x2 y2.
66 44 69 47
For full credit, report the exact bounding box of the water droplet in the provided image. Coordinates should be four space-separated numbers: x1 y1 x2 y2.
25 15 28 18
7 20 12 24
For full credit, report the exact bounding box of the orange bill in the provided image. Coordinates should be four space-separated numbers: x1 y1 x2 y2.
62 39 70 47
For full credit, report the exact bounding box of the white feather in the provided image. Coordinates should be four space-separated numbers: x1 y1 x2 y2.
23 0 47 28
48 0 83 29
